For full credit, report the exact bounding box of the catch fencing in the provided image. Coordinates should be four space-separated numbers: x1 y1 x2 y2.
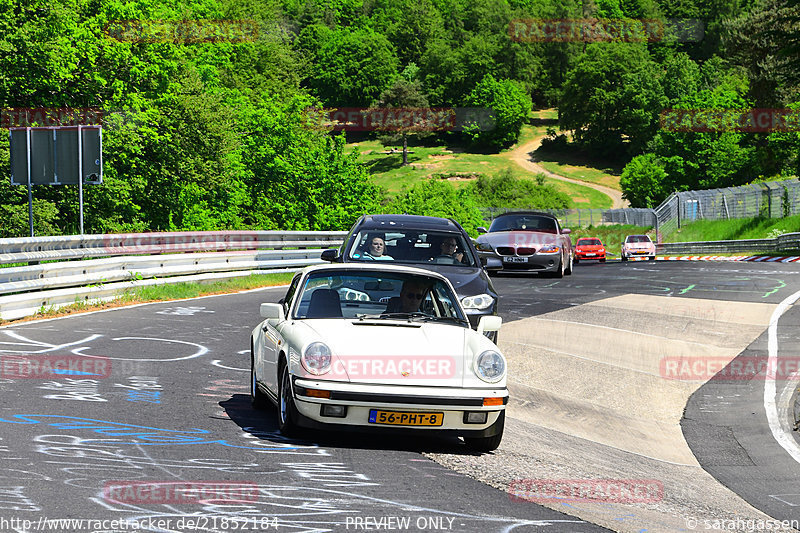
482 177 800 240
0 231 346 321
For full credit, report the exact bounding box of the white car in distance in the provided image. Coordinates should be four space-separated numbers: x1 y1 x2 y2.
250 263 507 452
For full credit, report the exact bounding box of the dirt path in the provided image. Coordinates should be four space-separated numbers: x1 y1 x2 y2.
508 136 629 209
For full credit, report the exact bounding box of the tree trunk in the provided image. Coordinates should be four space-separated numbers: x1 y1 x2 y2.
402 134 408 166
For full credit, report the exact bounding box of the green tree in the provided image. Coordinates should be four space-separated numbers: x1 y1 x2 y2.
368 76 435 166
560 43 666 157
382 180 486 236
463 74 532 149
469 169 572 209
307 27 399 106
619 154 669 207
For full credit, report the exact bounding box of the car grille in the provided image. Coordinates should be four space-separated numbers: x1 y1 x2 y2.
496 247 515 256
517 247 536 256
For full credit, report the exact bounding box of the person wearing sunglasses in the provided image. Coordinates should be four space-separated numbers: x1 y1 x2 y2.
383 280 429 314
430 237 464 264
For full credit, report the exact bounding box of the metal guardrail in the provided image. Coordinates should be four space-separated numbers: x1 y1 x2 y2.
0 231 347 321
657 232 800 254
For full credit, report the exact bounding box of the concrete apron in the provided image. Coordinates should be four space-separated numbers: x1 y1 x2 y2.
426 294 784 532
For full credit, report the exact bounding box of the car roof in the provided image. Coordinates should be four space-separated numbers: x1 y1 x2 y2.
355 214 463 232
492 210 558 220
297 261 452 282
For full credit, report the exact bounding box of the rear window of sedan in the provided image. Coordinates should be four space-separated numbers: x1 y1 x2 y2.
625 235 652 243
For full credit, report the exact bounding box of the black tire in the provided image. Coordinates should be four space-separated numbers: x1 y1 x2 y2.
464 411 505 452
564 253 573 275
621 254 628 262
552 258 564 278
574 257 580 264
649 255 656 261
277 361 300 437
599 257 606 263
250 340 268 410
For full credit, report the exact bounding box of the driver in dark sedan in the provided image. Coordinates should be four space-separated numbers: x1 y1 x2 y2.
430 237 464 264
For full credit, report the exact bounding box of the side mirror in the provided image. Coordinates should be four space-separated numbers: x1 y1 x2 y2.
260 303 285 322
482 257 503 271
476 226 488 234
561 228 571 234
477 315 502 335
321 249 340 262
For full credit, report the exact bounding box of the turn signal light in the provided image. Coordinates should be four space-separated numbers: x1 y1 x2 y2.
483 397 503 406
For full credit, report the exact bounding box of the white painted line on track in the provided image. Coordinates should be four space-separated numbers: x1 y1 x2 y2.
764 288 800 464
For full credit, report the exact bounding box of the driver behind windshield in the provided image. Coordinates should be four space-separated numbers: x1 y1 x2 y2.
384 280 428 314
437 237 464 263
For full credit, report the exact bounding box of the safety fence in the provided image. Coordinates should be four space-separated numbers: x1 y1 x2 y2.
0 231 346 321
656 232 800 255
482 178 800 240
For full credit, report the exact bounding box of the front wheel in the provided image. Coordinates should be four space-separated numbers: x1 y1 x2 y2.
564 253 573 275
621 254 628 262
649 256 656 261
278 362 300 436
463 411 505 452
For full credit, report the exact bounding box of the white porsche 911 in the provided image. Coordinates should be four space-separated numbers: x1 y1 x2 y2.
250 263 507 451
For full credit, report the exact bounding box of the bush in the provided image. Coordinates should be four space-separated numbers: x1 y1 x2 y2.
469 169 572 210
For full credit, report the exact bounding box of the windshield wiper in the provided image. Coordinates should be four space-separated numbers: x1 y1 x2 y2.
369 312 468 325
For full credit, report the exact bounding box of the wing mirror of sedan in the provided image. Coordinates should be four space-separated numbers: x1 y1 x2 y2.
561 228 571 234
321 249 340 262
260 303 285 322
481 256 503 271
477 315 502 334
476 226 488 234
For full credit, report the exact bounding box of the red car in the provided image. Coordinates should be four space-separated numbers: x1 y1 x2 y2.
574 237 606 263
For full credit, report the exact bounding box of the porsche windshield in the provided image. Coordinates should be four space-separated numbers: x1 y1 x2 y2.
293 270 468 324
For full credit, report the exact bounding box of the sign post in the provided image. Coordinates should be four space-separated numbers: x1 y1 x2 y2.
9 125 102 236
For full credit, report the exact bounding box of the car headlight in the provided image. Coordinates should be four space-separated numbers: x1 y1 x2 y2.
475 350 505 383
461 294 494 310
301 342 331 375
476 242 494 252
538 244 560 254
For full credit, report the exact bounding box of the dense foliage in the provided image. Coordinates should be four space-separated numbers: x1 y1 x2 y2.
0 0 798 234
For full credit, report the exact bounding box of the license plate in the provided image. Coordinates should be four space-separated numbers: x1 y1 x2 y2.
585 253 596 256
368 410 443 426
503 256 527 263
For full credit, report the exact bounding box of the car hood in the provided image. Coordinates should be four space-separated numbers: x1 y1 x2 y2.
407 264 494 299
478 231 559 252
295 319 473 386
